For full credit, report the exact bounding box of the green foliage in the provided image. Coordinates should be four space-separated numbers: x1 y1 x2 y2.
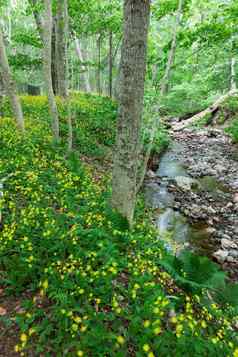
0 98 238 356
226 118 238 142
220 96 238 142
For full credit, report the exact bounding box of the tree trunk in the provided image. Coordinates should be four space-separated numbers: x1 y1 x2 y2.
111 0 151 227
42 0 60 141
29 0 59 95
55 0 69 97
160 0 183 95
75 38 91 92
230 57 237 91
108 31 113 97
97 34 102 95
29 0 44 42
0 27 24 131
51 19 58 95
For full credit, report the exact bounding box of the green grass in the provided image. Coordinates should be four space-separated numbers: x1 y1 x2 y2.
0 95 238 356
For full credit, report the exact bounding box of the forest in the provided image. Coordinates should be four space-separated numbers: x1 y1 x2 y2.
0 0 238 356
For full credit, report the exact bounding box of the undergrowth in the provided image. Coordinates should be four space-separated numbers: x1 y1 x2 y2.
0 95 238 356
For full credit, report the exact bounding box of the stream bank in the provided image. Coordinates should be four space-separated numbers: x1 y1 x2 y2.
145 126 238 280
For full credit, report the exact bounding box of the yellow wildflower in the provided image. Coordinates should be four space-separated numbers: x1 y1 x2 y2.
117 336 125 345
143 344 150 352
143 320 151 328
20 333 27 342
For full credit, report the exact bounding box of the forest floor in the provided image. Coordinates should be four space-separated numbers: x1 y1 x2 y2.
146 124 238 280
1 99 238 356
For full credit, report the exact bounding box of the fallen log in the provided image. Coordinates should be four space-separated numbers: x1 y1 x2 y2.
173 89 238 131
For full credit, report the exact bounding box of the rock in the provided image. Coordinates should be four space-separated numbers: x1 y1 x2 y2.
206 227 216 235
214 164 225 174
233 193 238 203
221 238 237 250
174 176 197 191
207 206 216 214
146 170 157 179
226 256 236 263
229 249 238 259
213 249 229 263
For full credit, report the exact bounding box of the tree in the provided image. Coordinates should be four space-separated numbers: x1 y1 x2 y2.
111 0 151 227
75 38 91 92
160 0 184 95
55 0 69 97
108 30 113 97
0 26 24 131
42 0 60 141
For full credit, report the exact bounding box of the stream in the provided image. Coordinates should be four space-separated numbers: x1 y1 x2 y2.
145 127 238 279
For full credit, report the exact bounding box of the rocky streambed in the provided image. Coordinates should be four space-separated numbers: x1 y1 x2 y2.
145 127 238 280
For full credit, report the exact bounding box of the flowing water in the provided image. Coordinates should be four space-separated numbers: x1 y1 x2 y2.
145 143 224 256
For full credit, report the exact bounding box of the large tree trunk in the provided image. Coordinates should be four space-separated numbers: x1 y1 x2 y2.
75 38 91 92
0 27 24 131
55 0 68 97
160 0 183 95
42 0 60 141
111 0 151 227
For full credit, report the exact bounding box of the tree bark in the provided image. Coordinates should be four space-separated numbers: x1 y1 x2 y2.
29 0 44 42
42 0 60 141
55 0 69 97
97 34 102 95
108 31 113 97
29 0 59 95
111 0 151 227
160 0 183 95
51 19 58 95
75 38 91 92
0 27 24 131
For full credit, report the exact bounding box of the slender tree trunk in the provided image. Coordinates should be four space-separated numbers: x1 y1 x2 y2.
0 27 24 131
160 0 183 95
75 38 91 92
230 53 237 91
97 34 102 95
0 73 4 117
51 19 58 95
111 0 151 227
29 0 59 95
42 0 60 141
29 0 44 41
55 0 68 97
108 31 113 97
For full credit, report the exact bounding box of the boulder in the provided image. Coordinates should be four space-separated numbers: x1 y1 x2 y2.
213 249 229 263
